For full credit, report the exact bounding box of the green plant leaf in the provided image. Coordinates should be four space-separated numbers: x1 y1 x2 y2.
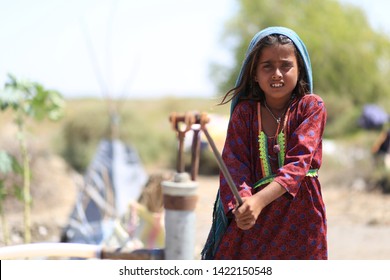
13 184 23 201
0 87 24 111
0 151 14 174
1 73 65 121
0 151 23 175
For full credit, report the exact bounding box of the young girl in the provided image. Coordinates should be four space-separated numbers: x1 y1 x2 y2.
201 27 327 260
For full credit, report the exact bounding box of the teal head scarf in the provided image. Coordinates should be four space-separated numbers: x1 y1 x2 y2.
230 26 313 115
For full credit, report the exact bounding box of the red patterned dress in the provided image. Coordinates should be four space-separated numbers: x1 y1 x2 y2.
214 94 327 260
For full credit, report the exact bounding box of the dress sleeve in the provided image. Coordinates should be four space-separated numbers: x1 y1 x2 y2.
274 95 327 197
219 102 254 213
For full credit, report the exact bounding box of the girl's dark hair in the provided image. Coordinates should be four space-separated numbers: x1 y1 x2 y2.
220 34 310 105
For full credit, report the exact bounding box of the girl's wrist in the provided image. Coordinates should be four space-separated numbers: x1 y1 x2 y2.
255 181 286 209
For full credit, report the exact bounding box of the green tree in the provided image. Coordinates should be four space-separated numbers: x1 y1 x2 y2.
0 74 65 243
213 0 390 135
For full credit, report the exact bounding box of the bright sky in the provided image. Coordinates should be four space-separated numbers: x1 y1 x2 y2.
0 0 389 99
0 0 234 99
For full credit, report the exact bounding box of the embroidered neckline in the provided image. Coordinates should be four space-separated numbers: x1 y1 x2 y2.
255 102 288 189
254 101 318 189
257 102 288 177
258 130 285 178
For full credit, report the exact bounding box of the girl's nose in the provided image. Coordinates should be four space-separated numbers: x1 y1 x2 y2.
272 69 282 80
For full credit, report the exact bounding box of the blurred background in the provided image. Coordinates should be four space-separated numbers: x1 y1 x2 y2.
1 0 390 259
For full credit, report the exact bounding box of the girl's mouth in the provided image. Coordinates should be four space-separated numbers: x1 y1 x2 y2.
271 83 284 88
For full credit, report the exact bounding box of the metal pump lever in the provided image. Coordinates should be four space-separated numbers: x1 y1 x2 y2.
169 112 243 206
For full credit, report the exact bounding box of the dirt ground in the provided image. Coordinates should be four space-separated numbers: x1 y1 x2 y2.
1 152 390 260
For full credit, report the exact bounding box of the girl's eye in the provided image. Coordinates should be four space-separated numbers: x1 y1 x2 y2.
282 62 293 69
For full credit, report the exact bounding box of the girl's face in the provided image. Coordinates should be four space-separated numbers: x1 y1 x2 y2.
255 43 299 102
